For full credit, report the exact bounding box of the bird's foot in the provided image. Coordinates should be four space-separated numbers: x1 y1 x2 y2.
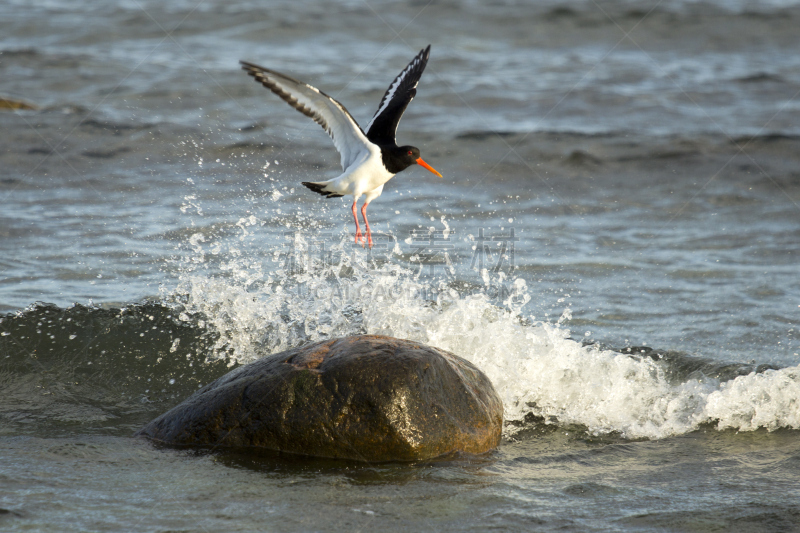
366 231 373 249
355 230 365 246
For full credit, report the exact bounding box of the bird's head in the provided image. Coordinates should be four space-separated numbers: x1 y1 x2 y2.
399 145 442 178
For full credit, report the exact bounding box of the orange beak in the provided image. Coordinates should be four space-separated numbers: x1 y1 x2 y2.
416 157 442 178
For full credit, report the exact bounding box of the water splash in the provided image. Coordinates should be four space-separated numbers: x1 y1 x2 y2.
165 229 800 440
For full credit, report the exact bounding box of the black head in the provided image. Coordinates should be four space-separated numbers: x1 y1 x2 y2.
399 145 421 167
381 145 442 177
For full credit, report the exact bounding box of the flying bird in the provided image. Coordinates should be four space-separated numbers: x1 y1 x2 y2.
240 45 441 248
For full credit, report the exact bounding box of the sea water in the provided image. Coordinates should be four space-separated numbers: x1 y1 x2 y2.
2 0 800 531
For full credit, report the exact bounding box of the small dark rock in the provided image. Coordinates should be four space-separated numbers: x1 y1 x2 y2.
135 335 503 462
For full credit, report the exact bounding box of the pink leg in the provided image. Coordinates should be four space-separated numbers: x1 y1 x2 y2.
361 202 373 249
352 199 364 245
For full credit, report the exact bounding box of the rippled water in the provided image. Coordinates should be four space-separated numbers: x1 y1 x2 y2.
2 0 800 531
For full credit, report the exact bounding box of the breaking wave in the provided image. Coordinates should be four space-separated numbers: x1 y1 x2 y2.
167 230 800 440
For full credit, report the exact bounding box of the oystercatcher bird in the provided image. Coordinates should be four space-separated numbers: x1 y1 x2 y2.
240 45 442 248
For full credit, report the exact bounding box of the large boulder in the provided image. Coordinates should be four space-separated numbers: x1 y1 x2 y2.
135 335 503 461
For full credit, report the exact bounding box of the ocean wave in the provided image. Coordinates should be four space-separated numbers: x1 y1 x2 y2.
0 302 233 437
168 230 800 440
3 254 798 440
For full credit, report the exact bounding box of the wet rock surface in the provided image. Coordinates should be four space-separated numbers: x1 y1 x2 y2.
135 335 503 461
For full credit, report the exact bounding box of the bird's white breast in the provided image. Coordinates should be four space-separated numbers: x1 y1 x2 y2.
330 144 394 198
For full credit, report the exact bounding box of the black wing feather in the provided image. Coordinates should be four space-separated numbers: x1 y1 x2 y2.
365 45 431 146
302 181 343 198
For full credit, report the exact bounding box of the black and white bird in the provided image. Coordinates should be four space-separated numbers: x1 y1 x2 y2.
240 45 441 248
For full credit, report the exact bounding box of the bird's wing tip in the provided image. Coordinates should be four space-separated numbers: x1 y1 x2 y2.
240 60 270 74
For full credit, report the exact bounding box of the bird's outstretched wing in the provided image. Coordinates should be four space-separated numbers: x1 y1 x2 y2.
240 61 371 171
365 45 431 146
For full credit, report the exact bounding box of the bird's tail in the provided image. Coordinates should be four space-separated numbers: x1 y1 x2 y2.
302 181 343 198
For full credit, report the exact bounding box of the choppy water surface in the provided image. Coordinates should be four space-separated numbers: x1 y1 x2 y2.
2 0 800 531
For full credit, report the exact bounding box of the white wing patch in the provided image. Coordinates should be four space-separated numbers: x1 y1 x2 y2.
241 62 372 172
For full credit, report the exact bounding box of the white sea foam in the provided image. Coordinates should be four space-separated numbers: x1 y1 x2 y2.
170 231 800 440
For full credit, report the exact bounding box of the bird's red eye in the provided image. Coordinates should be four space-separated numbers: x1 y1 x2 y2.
407 150 412 155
